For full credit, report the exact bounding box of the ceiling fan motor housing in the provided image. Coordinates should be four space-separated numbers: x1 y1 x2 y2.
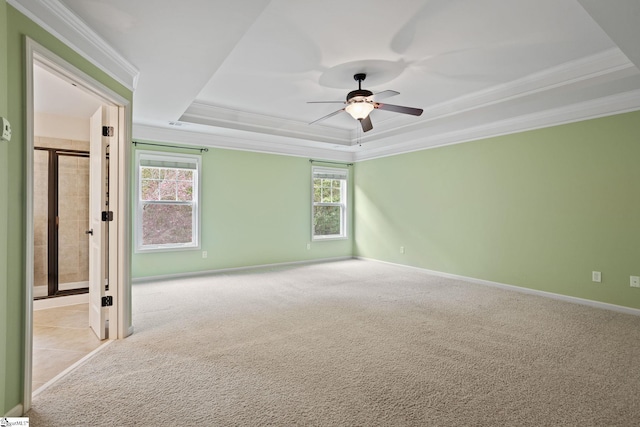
346 89 373 102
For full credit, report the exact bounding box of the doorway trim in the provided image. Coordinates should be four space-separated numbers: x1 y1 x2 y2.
24 37 133 413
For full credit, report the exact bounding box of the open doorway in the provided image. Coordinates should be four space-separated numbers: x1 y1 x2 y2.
31 62 106 392
24 38 132 412
32 63 99 301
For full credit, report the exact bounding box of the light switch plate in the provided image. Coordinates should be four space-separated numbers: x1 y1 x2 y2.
1 117 11 142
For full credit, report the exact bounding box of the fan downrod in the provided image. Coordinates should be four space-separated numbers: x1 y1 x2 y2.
347 73 372 101
353 73 367 88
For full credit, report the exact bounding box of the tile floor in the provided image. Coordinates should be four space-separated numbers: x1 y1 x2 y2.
32 303 104 392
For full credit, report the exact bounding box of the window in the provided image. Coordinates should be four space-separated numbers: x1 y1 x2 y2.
312 166 348 240
135 151 201 252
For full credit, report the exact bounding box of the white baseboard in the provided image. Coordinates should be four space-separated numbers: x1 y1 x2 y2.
132 256 354 284
5 404 24 417
33 293 89 310
357 257 640 316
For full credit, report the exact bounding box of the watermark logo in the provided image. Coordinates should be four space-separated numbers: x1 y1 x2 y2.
0 418 29 427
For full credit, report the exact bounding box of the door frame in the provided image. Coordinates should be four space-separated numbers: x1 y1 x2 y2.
24 37 133 412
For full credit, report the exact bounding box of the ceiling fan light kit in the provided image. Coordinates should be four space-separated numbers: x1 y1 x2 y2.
345 101 374 120
308 73 423 133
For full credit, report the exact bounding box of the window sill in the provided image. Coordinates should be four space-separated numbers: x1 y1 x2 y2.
312 236 348 242
135 245 200 254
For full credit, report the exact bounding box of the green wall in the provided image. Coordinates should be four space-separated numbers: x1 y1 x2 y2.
1 5 132 415
1 0 9 414
132 145 353 279
355 111 640 309
2 0 639 416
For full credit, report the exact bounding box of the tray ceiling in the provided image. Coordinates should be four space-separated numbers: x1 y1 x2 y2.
16 0 640 160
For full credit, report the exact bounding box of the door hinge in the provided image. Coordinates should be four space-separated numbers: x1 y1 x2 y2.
102 211 114 221
101 296 113 307
102 126 114 137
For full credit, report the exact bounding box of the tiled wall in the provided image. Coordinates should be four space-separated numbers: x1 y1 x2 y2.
33 148 49 289
34 137 90 293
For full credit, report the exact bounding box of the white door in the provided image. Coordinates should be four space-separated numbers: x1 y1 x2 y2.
89 105 116 339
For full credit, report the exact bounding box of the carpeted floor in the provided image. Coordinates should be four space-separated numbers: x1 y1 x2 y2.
28 259 640 426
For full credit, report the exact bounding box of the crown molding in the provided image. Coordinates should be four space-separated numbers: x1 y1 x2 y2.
13 0 636 161
180 48 638 161
181 102 352 146
142 88 640 164
133 123 356 162
147 47 640 162
355 48 636 144
438 47 633 116
8 0 139 91
354 89 640 162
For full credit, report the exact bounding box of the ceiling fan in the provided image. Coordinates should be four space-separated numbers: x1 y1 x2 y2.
308 73 423 132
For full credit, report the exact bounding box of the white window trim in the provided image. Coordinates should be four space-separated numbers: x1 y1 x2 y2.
311 166 348 241
135 150 201 253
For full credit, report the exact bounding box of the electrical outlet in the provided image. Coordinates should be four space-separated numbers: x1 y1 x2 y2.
202 251 207 259
306 243 311 250
400 246 405 254
592 271 601 283
631 276 640 288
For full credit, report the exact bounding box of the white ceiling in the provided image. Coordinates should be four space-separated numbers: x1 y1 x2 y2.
34 63 104 118
19 0 640 160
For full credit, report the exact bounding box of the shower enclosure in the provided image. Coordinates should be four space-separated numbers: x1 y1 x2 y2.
34 140 90 298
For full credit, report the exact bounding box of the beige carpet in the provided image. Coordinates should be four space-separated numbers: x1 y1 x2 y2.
28 259 640 426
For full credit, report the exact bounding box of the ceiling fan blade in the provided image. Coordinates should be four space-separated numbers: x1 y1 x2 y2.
368 90 399 101
309 108 345 125
375 103 423 116
307 101 345 104
360 115 373 132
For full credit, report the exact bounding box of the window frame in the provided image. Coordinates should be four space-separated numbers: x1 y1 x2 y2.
311 166 348 241
134 150 201 253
